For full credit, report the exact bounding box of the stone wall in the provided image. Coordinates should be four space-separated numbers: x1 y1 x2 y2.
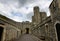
5 23 21 41
0 15 21 41
20 21 32 34
31 16 57 41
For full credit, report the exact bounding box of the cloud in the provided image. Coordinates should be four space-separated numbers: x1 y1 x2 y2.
0 0 52 22
26 12 34 21
0 0 18 4
11 16 23 22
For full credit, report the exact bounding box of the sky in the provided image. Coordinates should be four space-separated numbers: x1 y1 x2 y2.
0 0 52 22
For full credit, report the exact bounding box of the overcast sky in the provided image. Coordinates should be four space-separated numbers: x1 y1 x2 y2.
0 0 52 22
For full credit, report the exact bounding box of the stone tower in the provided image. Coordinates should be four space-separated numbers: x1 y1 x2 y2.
49 0 60 21
39 12 47 21
33 6 41 24
32 6 47 25
49 0 60 41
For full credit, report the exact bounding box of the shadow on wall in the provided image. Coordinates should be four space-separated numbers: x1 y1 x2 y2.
56 23 60 41
0 26 4 41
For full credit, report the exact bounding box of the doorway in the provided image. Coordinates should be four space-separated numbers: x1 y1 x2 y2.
56 23 60 41
0 26 4 41
26 28 29 34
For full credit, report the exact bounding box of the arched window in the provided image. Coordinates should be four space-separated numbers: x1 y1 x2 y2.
56 23 60 41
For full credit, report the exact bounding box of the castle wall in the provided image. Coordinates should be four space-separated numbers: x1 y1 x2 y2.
0 15 21 41
49 0 60 20
5 23 21 41
19 21 32 34
31 15 58 41
31 0 60 41
49 0 60 41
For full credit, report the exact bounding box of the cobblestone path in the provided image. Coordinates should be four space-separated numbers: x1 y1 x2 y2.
15 34 42 41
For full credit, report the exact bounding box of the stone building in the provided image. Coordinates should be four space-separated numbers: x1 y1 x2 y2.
20 21 32 34
0 0 60 41
0 14 21 41
31 0 60 41
0 14 32 41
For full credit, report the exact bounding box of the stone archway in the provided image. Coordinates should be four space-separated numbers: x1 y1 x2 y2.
56 23 60 41
0 26 4 41
25 28 29 34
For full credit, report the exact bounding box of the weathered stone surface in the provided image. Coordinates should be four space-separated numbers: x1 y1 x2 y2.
15 34 41 41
